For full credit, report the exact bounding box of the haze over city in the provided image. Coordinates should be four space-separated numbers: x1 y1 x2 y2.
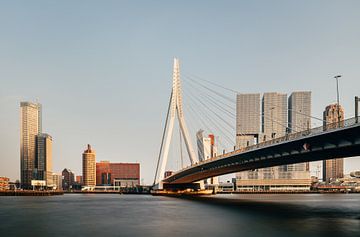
1 1 360 185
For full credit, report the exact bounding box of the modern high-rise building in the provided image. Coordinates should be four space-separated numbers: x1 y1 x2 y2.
236 92 312 191
36 133 53 186
96 161 140 187
20 102 42 189
288 92 312 132
323 104 345 182
236 93 261 148
285 91 311 176
262 92 287 140
196 130 212 162
196 130 218 185
82 144 96 187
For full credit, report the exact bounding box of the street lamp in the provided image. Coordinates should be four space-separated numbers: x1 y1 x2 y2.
334 75 342 126
270 107 276 139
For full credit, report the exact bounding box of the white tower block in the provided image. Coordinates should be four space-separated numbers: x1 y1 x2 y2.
157 58 198 187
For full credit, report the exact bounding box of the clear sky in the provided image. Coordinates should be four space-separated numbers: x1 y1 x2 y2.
1 1 360 184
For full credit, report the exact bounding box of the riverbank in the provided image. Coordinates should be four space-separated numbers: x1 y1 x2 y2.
217 190 360 194
0 190 64 196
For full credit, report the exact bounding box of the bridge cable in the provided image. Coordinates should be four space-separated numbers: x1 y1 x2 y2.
183 89 235 147
183 99 228 151
183 81 236 119
183 72 325 123
153 90 173 186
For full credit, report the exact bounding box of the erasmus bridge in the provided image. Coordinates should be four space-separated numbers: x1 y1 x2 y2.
153 58 360 190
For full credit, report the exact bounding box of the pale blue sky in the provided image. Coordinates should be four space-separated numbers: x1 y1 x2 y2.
1 1 360 184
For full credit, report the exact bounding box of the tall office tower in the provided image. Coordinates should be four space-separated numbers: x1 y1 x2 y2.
196 130 218 185
20 102 42 189
82 144 96 187
196 130 212 162
323 104 345 182
288 92 312 132
259 93 287 185
235 94 261 182
236 92 311 191
236 94 261 148
262 92 287 140
36 133 53 186
286 92 312 174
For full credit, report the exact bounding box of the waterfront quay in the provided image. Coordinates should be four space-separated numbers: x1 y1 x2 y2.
0 190 63 196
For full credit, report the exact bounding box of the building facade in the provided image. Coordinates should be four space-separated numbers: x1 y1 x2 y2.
76 175 83 185
52 173 63 190
20 102 42 189
288 92 311 132
262 92 287 140
236 93 261 148
285 91 311 180
236 92 312 191
196 130 218 185
0 177 10 191
323 104 345 182
62 168 75 190
36 133 53 186
82 144 96 187
96 161 140 187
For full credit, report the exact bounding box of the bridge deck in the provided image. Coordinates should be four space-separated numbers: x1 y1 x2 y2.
164 118 360 184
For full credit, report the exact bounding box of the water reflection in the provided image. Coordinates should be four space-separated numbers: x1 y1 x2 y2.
0 194 359 237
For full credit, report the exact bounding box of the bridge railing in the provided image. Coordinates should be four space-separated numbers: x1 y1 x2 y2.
177 117 359 172
220 117 357 160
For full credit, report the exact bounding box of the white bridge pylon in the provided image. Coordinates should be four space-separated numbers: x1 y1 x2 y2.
156 58 198 187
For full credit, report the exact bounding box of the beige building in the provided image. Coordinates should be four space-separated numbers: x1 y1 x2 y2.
285 91 311 179
82 144 96 187
323 104 345 182
288 91 311 132
236 92 312 191
0 177 10 191
20 102 42 189
262 92 287 140
52 173 63 190
236 93 260 148
196 130 218 185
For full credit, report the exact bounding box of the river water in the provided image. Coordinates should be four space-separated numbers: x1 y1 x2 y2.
0 194 359 237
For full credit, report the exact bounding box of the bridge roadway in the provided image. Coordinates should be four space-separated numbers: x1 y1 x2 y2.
163 118 360 184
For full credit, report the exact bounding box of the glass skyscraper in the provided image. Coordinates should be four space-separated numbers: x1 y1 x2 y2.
20 102 42 189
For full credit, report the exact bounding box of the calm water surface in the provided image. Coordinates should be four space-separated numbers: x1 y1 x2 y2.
1 193 360 237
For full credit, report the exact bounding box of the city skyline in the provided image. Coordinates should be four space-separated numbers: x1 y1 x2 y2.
1 1 360 184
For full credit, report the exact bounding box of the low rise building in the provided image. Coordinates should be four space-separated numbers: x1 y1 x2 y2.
62 168 75 190
76 175 83 185
0 177 10 190
52 173 63 190
96 161 140 187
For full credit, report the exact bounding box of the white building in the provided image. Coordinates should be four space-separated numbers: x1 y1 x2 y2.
196 130 219 186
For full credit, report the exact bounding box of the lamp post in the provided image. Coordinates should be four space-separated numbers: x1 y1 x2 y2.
270 107 276 139
334 75 342 126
